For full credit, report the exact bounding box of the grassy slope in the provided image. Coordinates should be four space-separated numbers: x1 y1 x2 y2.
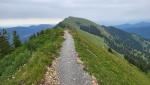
72 29 150 85
0 28 64 85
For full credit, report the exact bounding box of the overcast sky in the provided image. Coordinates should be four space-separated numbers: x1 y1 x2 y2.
0 0 150 26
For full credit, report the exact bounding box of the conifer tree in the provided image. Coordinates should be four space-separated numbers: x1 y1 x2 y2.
108 47 113 53
13 31 21 48
0 29 10 57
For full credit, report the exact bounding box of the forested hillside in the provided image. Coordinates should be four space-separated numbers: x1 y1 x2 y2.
105 26 150 72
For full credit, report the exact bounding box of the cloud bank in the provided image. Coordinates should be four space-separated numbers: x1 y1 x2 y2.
0 0 150 25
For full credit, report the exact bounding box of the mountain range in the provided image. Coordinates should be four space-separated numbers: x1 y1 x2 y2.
115 22 150 39
0 24 53 43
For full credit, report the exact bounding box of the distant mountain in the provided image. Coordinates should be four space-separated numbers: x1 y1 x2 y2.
115 22 150 39
0 24 53 43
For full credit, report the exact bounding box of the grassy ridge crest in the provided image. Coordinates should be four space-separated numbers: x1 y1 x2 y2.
71 28 150 85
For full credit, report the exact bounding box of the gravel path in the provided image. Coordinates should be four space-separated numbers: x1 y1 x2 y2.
57 30 92 85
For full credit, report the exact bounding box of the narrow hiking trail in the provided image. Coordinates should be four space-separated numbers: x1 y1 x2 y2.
57 30 92 85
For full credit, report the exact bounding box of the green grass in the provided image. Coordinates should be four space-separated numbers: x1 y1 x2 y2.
0 28 64 85
72 29 150 85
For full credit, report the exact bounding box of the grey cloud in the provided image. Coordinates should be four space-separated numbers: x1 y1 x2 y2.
0 0 150 24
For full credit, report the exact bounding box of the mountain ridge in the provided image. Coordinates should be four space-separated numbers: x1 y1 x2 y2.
0 16 150 85
55 16 150 84
56 16 150 72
